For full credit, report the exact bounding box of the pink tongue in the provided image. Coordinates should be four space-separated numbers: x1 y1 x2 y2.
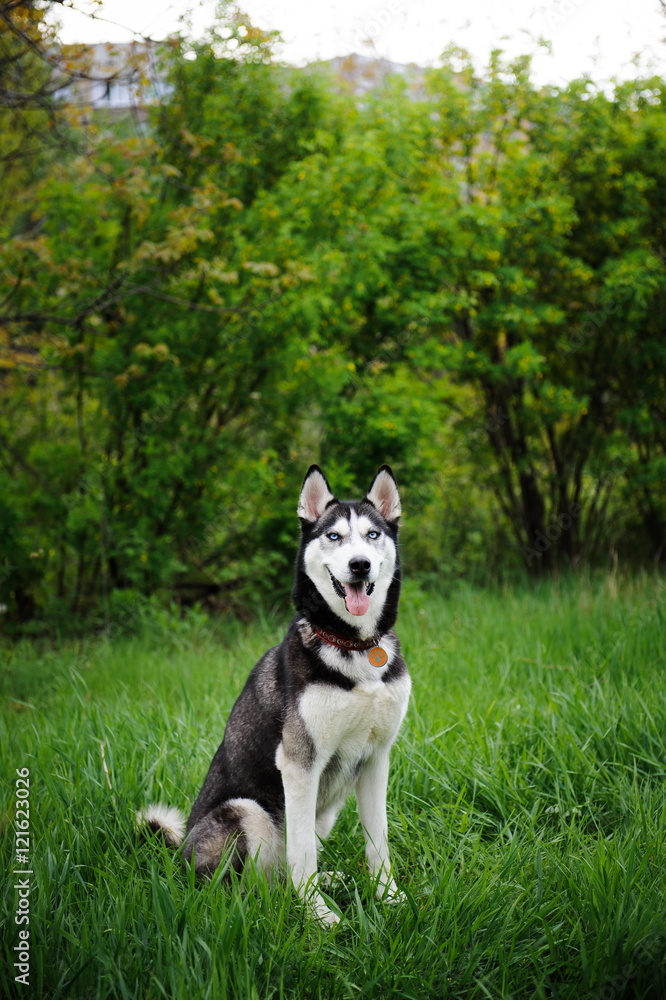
344 582 370 616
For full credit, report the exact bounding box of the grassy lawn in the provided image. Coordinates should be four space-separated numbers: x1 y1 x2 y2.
1 575 665 999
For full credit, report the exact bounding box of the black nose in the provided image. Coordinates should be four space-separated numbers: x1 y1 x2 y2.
349 556 371 577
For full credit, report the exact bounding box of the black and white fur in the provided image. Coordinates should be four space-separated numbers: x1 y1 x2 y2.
139 465 410 924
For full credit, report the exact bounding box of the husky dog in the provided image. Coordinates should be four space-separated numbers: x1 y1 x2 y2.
139 465 410 924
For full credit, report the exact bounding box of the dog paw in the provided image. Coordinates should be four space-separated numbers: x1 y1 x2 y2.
310 892 341 926
318 870 346 890
376 879 406 904
318 906 341 926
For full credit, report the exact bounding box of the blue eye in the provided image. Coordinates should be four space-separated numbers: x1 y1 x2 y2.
368 530 380 540
326 532 340 541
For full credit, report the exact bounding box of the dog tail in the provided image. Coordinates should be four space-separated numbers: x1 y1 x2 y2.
136 803 186 848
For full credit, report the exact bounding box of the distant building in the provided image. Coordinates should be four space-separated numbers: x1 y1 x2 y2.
54 41 170 116
322 53 427 100
53 45 433 115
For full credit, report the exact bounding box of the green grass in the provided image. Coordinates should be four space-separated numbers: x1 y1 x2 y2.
1 575 665 999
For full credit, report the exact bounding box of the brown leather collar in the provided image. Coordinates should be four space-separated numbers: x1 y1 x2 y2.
312 626 379 651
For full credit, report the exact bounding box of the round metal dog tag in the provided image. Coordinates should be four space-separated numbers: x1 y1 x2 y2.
368 646 388 668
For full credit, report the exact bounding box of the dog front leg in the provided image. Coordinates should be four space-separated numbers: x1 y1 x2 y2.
280 756 340 925
355 749 402 901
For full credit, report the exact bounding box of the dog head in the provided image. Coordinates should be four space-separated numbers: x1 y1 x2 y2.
294 465 401 638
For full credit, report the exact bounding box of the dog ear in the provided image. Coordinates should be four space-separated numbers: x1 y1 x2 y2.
365 465 401 523
298 465 336 522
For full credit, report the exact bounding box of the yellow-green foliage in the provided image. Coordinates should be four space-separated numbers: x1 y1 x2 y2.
0 13 665 625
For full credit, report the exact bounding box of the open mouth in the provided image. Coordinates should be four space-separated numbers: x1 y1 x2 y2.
328 571 375 616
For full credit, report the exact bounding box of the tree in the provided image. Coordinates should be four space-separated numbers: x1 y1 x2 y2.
0 0 61 219
411 53 666 571
1 26 665 627
0 14 344 621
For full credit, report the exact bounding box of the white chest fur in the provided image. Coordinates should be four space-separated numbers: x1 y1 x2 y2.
299 672 411 764
297 672 411 817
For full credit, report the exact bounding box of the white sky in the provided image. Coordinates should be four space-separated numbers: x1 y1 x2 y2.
52 0 666 86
